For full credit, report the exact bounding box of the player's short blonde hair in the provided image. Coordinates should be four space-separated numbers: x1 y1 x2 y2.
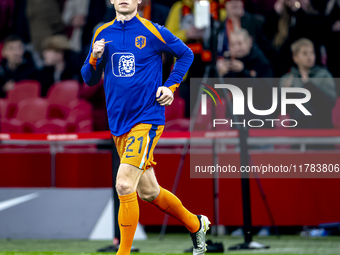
291 38 314 56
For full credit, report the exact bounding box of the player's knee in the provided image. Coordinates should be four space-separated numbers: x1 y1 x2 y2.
138 189 159 202
116 180 134 195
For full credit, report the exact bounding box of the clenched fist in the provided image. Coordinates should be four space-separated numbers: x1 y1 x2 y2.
93 39 105 58
156 86 174 106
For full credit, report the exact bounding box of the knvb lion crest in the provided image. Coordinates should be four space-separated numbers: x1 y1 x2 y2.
111 52 135 77
118 55 135 76
135 36 146 49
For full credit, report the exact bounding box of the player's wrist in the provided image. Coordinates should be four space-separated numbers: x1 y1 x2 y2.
162 86 174 96
91 52 102 59
89 53 98 66
90 53 103 67
165 83 179 95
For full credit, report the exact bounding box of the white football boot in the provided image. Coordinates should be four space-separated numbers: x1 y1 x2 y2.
190 215 211 255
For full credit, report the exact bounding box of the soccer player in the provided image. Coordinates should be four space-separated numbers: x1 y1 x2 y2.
81 1 210 255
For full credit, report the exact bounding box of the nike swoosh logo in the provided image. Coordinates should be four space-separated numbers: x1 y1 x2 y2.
121 223 132 227
126 155 137 158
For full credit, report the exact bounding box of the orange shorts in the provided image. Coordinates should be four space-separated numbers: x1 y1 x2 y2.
112 123 164 171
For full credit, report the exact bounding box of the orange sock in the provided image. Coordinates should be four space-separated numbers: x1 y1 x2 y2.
117 192 139 255
150 186 200 233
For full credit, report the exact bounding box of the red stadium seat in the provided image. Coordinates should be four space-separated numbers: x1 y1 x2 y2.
66 99 93 132
6 80 40 118
14 80 41 92
332 97 340 128
77 119 93 133
69 99 92 119
34 119 67 134
0 118 23 133
165 118 190 131
47 80 80 119
0 99 8 119
165 97 185 121
16 98 49 133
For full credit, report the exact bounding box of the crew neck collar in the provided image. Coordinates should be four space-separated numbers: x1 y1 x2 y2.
116 13 140 26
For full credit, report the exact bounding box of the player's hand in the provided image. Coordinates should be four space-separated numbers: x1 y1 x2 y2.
156 86 174 106
93 39 105 59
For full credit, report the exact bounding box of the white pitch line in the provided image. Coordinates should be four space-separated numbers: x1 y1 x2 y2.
0 193 40 212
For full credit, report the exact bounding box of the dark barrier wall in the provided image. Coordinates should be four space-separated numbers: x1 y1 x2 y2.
0 152 340 226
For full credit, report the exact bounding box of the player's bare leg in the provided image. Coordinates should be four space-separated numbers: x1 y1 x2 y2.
137 168 211 255
136 167 160 202
115 163 143 255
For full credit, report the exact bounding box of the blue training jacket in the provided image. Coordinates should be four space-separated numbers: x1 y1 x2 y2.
81 13 194 136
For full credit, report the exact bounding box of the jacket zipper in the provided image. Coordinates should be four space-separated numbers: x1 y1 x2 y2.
122 25 125 46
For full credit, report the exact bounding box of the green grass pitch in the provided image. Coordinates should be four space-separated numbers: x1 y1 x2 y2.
0 233 340 255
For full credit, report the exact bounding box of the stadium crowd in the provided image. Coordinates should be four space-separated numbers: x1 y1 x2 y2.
0 0 340 132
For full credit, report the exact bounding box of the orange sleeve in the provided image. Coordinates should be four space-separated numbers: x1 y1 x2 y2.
168 83 180 93
89 54 98 70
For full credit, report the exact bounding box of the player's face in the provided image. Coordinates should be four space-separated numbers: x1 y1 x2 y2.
229 33 251 59
293 45 315 69
111 0 142 15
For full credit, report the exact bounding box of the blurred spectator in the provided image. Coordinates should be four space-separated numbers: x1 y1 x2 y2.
62 0 90 52
165 0 209 45
0 0 30 43
0 35 37 98
262 0 324 77
153 0 178 8
26 0 65 54
137 0 170 25
104 0 170 26
280 38 336 128
217 29 274 127
38 35 81 97
218 0 270 56
0 0 15 42
63 0 107 55
217 29 273 78
165 0 218 116
250 0 276 16
324 0 340 78
11 0 31 43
